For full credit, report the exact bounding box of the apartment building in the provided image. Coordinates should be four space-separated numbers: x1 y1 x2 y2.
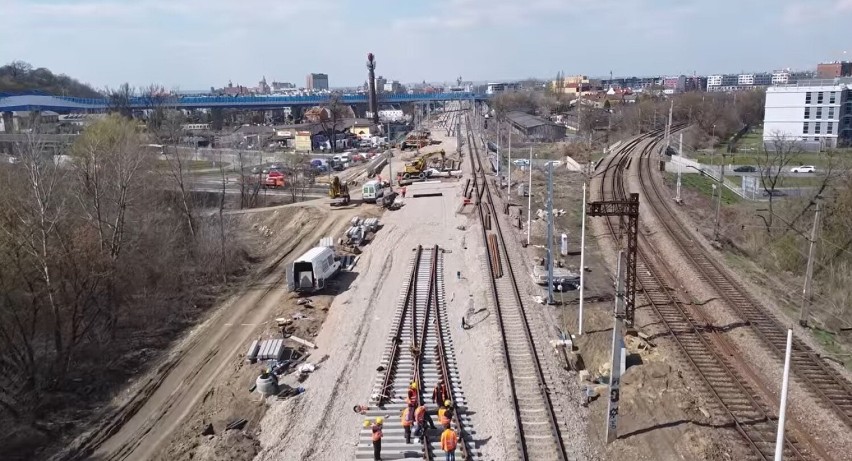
763 78 852 149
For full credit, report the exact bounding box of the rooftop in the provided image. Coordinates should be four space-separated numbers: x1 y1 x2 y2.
505 111 558 129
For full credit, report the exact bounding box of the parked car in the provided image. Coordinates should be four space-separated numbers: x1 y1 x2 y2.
733 165 756 173
790 165 815 173
762 189 788 197
513 159 530 166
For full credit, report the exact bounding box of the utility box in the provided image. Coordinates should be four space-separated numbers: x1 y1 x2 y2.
561 233 569 256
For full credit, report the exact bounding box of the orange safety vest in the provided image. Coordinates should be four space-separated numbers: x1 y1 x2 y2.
438 407 450 426
371 424 383 442
415 406 426 423
401 407 412 427
441 429 458 451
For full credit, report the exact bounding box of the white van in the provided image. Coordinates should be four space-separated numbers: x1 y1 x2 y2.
339 152 351 164
361 180 386 203
287 246 340 293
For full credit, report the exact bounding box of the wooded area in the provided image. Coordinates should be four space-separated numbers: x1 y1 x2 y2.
0 61 101 98
0 115 248 458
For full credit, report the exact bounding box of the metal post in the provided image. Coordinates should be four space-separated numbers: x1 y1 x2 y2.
713 155 725 241
606 250 625 444
774 329 793 461
547 162 555 305
800 201 821 327
679 133 683 156
675 163 682 203
578 182 586 335
496 119 501 179
527 146 533 245
507 126 512 194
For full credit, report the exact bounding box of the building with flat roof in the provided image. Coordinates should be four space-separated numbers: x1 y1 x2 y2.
504 110 566 142
763 79 852 149
306 73 329 90
486 82 519 95
817 61 852 79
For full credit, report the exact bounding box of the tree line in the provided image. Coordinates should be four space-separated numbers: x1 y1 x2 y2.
0 61 101 98
0 114 247 458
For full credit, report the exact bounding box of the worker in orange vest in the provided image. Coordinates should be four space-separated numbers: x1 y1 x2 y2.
440 426 459 461
438 400 454 427
407 381 419 407
432 381 449 405
414 403 436 442
365 417 383 460
401 405 414 443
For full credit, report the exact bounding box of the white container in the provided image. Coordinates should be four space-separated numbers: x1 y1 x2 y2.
561 233 569 256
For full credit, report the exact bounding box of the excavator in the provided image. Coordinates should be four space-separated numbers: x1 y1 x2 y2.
328 176 350 206
399 150 446 180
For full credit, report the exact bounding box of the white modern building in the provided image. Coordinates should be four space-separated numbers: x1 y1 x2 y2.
486 82 519 95
763 79 852 149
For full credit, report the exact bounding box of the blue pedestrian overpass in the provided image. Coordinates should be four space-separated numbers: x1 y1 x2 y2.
0 92 487 113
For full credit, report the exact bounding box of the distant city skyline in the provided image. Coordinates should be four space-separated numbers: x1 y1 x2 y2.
3 0 851 90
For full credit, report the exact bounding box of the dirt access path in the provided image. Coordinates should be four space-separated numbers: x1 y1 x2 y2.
76 204 361 461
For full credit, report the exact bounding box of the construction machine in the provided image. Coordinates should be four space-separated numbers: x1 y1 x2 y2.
399 150 446 180
328 176 350 206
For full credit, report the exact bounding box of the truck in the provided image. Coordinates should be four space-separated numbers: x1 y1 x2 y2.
286 246 341 293
328 176 350 206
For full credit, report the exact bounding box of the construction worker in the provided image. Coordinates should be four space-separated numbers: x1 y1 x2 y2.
438 400 454 427
432 381 449 406
440 425 459 461
407 381 419 407
370 417 383 460
401 185 407 198
401 405 413 443
414 403 436 442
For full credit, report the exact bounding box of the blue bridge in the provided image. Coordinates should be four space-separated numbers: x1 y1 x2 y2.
0 92 486 113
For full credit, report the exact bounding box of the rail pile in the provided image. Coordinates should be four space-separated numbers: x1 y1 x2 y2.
466 114 568 461
635 147 852 429
597 130 824 460
357 245 479 460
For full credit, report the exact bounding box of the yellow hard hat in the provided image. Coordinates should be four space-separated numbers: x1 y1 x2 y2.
444 400 452 407
376 417 384 424
410 381 418 389
363 420 371 427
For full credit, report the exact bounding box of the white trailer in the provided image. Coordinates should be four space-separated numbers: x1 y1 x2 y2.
287 246 341 293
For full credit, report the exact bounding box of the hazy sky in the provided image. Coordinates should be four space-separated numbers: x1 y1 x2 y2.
3 0 851 90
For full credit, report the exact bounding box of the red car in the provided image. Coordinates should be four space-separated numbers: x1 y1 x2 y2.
264 170 285 188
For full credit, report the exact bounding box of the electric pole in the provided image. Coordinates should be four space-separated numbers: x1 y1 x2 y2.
713 153 726 241
606 250 626 443
546 161 555 305
800 201 821 327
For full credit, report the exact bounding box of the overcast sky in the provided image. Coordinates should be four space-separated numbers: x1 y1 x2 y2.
3 0 851 90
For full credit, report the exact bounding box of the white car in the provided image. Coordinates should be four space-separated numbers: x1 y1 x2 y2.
790 165 815 173
512 159 530 166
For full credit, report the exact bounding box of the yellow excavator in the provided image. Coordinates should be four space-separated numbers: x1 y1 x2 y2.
328 176 350 206
399 150 446 180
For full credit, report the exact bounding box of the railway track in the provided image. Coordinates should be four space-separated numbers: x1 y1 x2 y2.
597 131 819 460
466 114 568 460
357 245 479 460
634 140 852 430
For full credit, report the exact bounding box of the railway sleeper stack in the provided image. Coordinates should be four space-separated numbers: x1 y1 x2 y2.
356 247 481 460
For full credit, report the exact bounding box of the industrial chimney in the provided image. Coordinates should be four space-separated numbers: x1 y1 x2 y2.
366 53 379 125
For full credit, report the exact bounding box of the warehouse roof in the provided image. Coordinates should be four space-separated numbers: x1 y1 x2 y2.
505 111 556 129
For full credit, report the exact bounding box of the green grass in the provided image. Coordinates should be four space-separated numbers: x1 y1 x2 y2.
692 151 838 168
668 172 741 204
770 176 828 188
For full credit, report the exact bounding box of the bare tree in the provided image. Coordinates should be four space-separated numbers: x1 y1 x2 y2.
757 134 804 232
104 83 135 118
